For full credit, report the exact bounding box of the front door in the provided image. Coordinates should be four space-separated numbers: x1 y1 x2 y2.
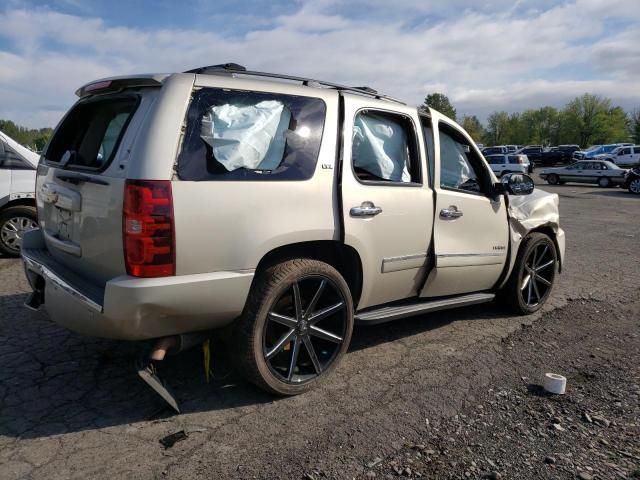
421 118 509 297
340 94 434 309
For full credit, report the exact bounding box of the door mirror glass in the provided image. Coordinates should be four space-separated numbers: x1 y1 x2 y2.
501 173 534 195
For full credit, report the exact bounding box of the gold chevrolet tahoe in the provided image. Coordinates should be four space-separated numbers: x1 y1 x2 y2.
22 63 565 405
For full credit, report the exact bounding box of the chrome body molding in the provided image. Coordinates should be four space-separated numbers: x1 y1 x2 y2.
356 292 495 324
437 253 505 258
22 251 103 313
381 253 427 273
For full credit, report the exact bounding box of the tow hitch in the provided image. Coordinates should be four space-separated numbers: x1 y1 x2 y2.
136 332 210 413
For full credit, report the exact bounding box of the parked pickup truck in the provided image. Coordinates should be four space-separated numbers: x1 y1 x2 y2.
516 145 579 166
21 64 565 408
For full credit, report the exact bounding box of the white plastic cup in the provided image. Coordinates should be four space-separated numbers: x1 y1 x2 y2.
543 373 567 394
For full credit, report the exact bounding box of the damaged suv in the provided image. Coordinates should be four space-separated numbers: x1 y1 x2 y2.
22 64 565 408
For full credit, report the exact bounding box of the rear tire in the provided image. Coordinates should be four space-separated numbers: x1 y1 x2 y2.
547 174 559 185
0 206 37 257
598 177 610 188
501 233 557 315
233 259 354 395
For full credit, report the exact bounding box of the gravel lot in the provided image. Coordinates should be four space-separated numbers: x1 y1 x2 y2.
1 177 638 479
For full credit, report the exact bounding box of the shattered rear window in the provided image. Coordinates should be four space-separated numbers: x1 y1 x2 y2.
177 88 326 181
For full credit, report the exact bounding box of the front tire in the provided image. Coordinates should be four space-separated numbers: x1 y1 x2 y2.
233 259 354 395
628 179 640 194
547 174 559 185
0 206 38 257
502 233 557 315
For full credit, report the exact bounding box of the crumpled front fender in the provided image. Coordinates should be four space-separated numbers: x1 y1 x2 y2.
498 188 566 288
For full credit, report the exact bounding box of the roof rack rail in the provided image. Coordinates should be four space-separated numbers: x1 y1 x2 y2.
183 63 405 104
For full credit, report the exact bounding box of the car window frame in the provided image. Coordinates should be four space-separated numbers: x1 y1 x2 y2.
437 121 493 197
43 93 141 173
419 114 435 189
350 107 423 188
0 144 36 170
176 87 328 182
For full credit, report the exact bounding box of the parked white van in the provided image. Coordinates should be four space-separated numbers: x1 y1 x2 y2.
0 131 39 256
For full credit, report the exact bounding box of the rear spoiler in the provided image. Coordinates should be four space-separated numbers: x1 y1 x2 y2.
75 74 170 98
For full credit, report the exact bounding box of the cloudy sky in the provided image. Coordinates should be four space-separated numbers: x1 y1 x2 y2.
1 0 639 128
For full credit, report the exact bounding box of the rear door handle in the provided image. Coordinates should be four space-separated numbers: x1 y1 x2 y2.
350 202 382 217
440 206 463 219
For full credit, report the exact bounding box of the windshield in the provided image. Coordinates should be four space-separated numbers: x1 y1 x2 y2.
602 145 618 153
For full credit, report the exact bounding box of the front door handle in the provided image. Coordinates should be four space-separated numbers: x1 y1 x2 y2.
440 206 463 219
350 201 382 217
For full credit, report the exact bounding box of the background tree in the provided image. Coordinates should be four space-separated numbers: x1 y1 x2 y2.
560 94 614 147
423 93 457 120
630 108 640 144
484 111 511 145
461 115 484 142
0 119 52 151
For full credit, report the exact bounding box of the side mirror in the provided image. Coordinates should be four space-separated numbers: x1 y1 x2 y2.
500 173 535 195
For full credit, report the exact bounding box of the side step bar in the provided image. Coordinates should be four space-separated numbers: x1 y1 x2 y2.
355 292 495 324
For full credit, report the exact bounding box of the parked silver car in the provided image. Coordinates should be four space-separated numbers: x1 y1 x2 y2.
21 64 565 407
539 160 627 187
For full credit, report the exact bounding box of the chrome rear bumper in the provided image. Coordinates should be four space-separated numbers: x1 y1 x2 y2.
21 229 254 340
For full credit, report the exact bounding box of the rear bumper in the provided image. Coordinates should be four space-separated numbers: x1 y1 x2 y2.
21 229 254 340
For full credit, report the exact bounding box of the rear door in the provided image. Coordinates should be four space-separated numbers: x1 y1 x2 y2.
36 86 169 285
421 118 509 297
340 94 433 309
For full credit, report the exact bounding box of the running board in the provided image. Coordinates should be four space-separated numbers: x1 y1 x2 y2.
355 292 495 324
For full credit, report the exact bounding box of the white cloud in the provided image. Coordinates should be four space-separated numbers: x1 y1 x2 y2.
0 0 639 128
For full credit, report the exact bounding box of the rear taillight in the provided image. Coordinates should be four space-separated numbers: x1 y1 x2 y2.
123 180 175 277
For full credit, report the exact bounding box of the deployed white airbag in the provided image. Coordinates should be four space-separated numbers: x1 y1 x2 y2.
439 134 472 189
200 100 291 171
353 113 411 182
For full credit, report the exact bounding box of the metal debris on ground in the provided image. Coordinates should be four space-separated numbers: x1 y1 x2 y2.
159 430 188 449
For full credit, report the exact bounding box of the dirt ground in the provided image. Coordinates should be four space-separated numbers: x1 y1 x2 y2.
1 177 639 479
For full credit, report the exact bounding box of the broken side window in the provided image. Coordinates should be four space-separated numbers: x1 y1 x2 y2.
177 88 326 181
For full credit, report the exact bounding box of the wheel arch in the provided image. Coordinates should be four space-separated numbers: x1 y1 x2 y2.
252 240 363 308
1 197 37 211
528 224 563 274
497 221 563 291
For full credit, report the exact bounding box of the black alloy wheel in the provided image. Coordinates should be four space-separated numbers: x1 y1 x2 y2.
234 259 354 395
502 233 557 314
520 241 556 308
262 275 348 385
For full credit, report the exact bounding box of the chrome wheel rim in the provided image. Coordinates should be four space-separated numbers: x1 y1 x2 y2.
1 216 37 253
263 275 347 384
630 179 640 193
520 242 555 307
